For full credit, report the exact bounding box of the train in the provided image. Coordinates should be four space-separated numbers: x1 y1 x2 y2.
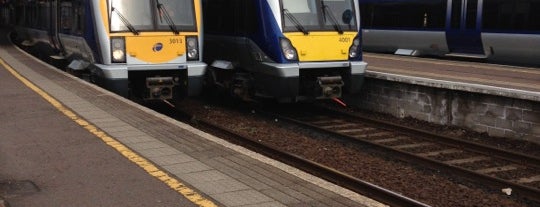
358 0 540 67
2 0 367 104
201 0 367 102
6 0 206 104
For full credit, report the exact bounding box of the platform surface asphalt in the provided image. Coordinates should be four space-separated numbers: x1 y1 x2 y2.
364 53 540 102
0 28 384 206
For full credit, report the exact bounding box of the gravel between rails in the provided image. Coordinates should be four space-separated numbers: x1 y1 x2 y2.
177 98 539 207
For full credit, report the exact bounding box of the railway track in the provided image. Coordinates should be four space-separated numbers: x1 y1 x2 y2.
155 101 430 207
260 104 540 203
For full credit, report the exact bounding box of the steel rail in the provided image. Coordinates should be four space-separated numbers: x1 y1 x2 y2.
259 105 540 204
173 107 431 207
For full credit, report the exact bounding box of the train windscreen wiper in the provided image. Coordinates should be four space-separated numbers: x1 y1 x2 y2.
156 0 179 35
283 9 309 35
111 7 139 35
321 1 344 34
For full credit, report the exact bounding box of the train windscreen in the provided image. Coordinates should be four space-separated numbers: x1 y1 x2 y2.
110 0 196 32
282 0 357 32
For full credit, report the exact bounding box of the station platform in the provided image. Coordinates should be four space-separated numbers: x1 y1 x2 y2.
351 52 540 143
0 28 383 206
363 53 540 102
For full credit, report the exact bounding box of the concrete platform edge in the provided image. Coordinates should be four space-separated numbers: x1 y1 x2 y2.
366 70 540 102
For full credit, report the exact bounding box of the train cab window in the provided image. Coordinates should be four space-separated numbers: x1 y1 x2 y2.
110 0 153 32
320 0 357 30
282 0 357 32
483 0 540 32
154 0 196 31
110 0 196 33
282 0 319 28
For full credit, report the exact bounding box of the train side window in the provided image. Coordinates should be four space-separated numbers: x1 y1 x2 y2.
23 4 27 27
28 3 38 28
14 4 24 26
31 1 51 30
466 0 478 29
360 0 446 30
483 0 540 32
60 1 73 34
450 0 461 29
531 2 540 31
73 0 85 35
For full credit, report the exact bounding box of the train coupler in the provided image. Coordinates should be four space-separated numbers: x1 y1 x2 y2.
146 77 177 100
317 76 344 99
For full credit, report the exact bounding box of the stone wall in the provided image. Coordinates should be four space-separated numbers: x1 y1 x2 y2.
345 78 540 144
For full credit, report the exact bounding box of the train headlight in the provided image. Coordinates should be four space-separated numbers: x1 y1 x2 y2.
186 36 199 61
112 50 125 61
111 37 126 63
349 37 361 59
280 38 298 61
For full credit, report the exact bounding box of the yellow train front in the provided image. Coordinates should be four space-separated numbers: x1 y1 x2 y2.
202 0 366 102
11 0 206 104
102 0 206 103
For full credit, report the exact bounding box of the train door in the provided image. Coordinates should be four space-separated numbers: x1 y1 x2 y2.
445 0 484 56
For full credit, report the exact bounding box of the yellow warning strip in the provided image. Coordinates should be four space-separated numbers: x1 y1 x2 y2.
0 58 218 207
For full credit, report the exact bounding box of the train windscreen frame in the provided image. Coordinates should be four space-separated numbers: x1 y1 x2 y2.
281 0 358 33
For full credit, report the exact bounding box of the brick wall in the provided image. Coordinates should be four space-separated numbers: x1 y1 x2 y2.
345 78 540 144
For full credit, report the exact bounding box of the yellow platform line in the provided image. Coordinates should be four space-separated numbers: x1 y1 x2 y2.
0 58 218 207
